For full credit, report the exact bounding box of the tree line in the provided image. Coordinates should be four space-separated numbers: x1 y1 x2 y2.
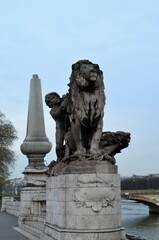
0 111 17 177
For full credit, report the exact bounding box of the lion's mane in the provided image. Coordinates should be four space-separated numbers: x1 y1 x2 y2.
68 60 105 154
69 60 105 127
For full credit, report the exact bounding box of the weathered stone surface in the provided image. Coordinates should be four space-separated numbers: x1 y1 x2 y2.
42 166 126 239
18 186 46 235
45 60 131 170
21 74 52 171
42 225 126 240
50 159 118 176
43 60 130 239
1 197 20 216
19 62 130 240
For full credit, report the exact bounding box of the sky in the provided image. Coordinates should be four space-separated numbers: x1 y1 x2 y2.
0 0 159 178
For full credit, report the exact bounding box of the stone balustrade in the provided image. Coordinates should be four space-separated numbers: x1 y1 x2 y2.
1 196 20 217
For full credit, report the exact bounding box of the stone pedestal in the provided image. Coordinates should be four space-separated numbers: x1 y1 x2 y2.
41 161 127 240
18 185 47 238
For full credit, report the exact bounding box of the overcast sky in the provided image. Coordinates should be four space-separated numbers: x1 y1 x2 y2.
0 0 159 178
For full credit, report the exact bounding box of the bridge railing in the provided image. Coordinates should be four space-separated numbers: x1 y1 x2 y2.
121 189 159 198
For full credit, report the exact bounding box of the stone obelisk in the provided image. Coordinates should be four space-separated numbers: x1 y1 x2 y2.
18 75 52 233
20 74 52 185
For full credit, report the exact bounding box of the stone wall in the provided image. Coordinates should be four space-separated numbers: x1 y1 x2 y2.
1 196 20 217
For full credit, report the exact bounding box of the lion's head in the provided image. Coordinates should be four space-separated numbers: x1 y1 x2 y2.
69 60 104 91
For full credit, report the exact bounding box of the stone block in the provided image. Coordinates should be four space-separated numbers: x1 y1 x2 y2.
65 174 79 188
41 226 126 240
50 188 64 201
51 201 66 215
66 214 119 229
43 168 124 239
96 162 118 173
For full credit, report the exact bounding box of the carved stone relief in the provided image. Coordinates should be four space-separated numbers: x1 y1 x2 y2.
74 175 115 212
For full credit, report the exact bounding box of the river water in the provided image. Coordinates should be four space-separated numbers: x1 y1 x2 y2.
121 200 159 240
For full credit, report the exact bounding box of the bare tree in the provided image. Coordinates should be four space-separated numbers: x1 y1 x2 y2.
0 112 17 177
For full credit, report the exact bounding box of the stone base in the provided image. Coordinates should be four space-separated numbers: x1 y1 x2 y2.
42 160 127 240
18 186 46 238
22 167 48 187
42 224 127 240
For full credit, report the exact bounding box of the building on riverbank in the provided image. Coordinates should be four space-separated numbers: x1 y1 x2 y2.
121 174 159 190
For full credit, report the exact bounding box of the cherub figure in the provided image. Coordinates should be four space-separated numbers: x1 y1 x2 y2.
45 92 70 160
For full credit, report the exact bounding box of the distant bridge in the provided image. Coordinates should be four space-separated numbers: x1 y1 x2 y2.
122 190 159 214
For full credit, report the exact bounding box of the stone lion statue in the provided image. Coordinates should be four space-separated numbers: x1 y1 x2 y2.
68 60 105 155
45 60 131 171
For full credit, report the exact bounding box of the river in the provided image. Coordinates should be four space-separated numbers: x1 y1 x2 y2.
121 200 159 240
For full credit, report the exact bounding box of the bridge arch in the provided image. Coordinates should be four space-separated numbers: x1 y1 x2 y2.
127 195 159 214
